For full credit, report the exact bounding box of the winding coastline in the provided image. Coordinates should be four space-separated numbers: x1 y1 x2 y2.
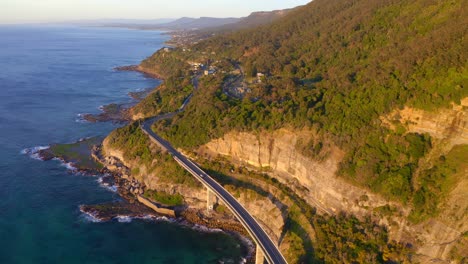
3 25 252 264
25 61 256 262
114 65 166 80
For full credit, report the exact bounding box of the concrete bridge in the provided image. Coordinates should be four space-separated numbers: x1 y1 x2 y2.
141 119 288 264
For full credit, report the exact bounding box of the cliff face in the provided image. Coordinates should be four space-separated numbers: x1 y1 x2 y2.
100 98 467 262
101 135 286 244
382 98 468 149
202 129 392 216
201 99 468 263
383 98 468 262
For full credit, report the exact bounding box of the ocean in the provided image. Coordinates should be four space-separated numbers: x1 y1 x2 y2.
0 25 244 263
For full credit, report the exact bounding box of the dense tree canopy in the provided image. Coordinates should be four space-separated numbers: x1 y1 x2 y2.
136 0 468 209
113 0 468 262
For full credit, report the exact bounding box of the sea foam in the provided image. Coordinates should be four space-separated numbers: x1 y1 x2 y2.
79 208 103 223
21 146 49 160
58 160 78 171
96 177 118 192
192 224 223 234
75 113 90 123
114 215 171 223
116 215 133 223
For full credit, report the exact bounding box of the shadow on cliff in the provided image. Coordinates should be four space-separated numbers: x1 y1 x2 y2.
203 167 321 263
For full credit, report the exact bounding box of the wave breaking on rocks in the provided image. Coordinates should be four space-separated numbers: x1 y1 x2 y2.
21 146 49 160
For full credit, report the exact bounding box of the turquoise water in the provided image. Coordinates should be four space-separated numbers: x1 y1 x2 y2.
0 25 244 263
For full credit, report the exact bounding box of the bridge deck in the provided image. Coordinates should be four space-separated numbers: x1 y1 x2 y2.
141 121 288 264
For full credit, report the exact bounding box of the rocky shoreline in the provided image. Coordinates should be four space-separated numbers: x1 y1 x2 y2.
114 65 165 80
128 88 153 101
32 63 256 263
90 144 256 262
78 66 161 124
79 103 131 123
36 137 106 174
33 138 255 262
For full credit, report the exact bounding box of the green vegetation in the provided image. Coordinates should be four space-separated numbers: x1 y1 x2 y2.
153 0 465 143
107 122 154 167
134 47 195 118
100 103 120 114
199 158 412 263
140 49 189 79
144 0 466 207
106 122 199 187
144 190 184 206
281 229 306 264
409 145 468 223
340 131 432 203
312 213 412 263
48 137 103 170
131 77 193 118
214 204 228 214
105 0 467 262
373 205 399 219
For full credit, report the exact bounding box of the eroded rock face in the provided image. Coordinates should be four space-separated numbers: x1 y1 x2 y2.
201 99 468 263
235 188 285 241
100 98 467 262
379 99 468 262
202 129 391 216
137 178 285 242
382 98 468 147
101 133 286 244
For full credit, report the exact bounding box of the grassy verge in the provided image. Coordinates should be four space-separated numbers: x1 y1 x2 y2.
144 190 184 207
47 137 103 170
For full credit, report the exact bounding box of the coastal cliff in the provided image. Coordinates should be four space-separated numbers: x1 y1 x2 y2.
97 0 467 261
382 98 468 150
201 129 389 216
200 99 468 263
96 94 467 263
100 126 288 255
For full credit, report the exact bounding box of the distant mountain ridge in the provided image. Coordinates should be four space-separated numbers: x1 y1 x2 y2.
63 18 176 26
105 0 467 263
125 8 297 31
215 8 295 31
159 8 297 31
155 16 241 30
69 8 297 32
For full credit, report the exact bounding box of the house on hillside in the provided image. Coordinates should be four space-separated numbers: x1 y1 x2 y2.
256 72 266 83
204 69 216 76
188 61 204 71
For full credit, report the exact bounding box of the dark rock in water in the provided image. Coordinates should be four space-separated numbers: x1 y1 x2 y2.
100 174 115 186
114 64 163 80
38 137 105 174
38 150 55 161
128 88 152 101
80 201 157 222
82 103 130 123
114 65 139 72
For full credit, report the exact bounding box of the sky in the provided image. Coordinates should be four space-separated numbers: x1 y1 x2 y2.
0 0 311 24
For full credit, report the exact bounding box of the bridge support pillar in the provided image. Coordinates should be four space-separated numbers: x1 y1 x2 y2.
206 188 217 211
255 244 265 264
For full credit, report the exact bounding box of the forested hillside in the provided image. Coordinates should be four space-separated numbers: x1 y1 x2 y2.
140 0 467 205
185 0 466 134
123 0 467 262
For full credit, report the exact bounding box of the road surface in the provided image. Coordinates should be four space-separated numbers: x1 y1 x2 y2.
141 118 288 264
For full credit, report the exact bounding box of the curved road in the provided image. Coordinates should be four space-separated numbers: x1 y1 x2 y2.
141 118 288 264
